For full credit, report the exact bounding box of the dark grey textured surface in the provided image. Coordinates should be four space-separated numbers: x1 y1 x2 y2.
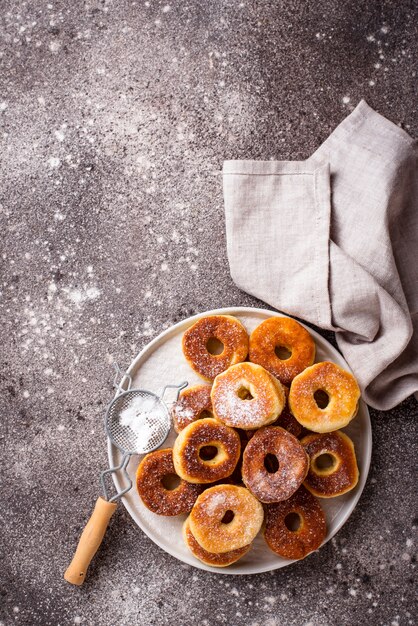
1 1 417 625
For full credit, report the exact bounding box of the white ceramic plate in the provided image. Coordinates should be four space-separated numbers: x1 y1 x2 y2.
108 307 372 575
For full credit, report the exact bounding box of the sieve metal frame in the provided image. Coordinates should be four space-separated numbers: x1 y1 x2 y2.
100 363 187 503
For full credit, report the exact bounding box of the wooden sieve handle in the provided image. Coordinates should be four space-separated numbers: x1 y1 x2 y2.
64 496 117 586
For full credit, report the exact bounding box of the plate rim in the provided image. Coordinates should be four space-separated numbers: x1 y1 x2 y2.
108 306 372 575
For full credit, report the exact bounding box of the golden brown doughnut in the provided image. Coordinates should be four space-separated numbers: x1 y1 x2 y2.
136 449 203 515
172 418 241 484
264 486 327 560
249 316 315 385
211 362 286 430
301 430 359 497
189 484 264 553
171 384 213 433
242 427 309 503
182 315 249 381
289 362 361 433
183 517 251 567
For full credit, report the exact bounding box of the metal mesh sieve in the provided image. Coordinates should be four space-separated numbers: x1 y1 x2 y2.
100 365 188 502
105 389 171 455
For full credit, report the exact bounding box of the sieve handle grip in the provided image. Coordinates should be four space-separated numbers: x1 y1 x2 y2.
64 496 117 586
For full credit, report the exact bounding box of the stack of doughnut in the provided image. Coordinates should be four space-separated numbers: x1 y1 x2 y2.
136 314 361 567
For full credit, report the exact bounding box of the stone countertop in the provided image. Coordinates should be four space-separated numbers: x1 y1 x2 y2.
1 1 417 625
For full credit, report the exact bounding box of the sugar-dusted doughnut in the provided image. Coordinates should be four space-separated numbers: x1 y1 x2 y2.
301 430 359 497
264 486 327 560
242 426 309 503
136 449 203 515
289 362 361 433
249 316 315 385
189 484 264 553
172 418 241 484
211 362 286 430
171 384 213 433
182 315 249 381
183 517 251 567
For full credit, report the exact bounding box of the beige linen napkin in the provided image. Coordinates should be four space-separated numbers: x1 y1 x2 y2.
223 100 417 410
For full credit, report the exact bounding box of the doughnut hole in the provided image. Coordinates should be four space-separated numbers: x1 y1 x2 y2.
314 389 330 409
199 445 218 461
264 453 279 474
313 452 339 475
198 442 228 466
221 510 235 524
206 337 225 356
237 386 254 401
160 473 182 491
284 512 302 532
275 345 292 360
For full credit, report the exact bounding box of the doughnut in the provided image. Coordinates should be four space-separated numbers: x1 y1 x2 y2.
249 316 315 385
211 362 286 430
172 418 241 484
183 517 251 567
301 430 359 497
189 484 264 553
171 384 213 433
264 486 327 560
136 449 203 516
289 361 361 433
242 426 309 503
182 315 249 381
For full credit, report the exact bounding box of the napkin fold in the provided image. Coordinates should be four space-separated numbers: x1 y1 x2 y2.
223 100 417 410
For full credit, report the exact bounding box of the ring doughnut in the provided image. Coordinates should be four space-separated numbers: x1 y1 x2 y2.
171 384 213 433
301 430 359 497
182 315 249 381
211 362 286 430
183 517 251 567
289 362 361 432
136 449 203 516
242 426 309 503
249 317 315 385
173 418 241 484
189 484 264 553
264 486 327 560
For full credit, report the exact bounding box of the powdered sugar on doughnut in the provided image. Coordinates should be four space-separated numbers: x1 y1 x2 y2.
242 427 309 503
204 491 228 514
171 384 213 432
189 485 264 553
182 315 249 381
211 363 285 429
174 406 194 420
